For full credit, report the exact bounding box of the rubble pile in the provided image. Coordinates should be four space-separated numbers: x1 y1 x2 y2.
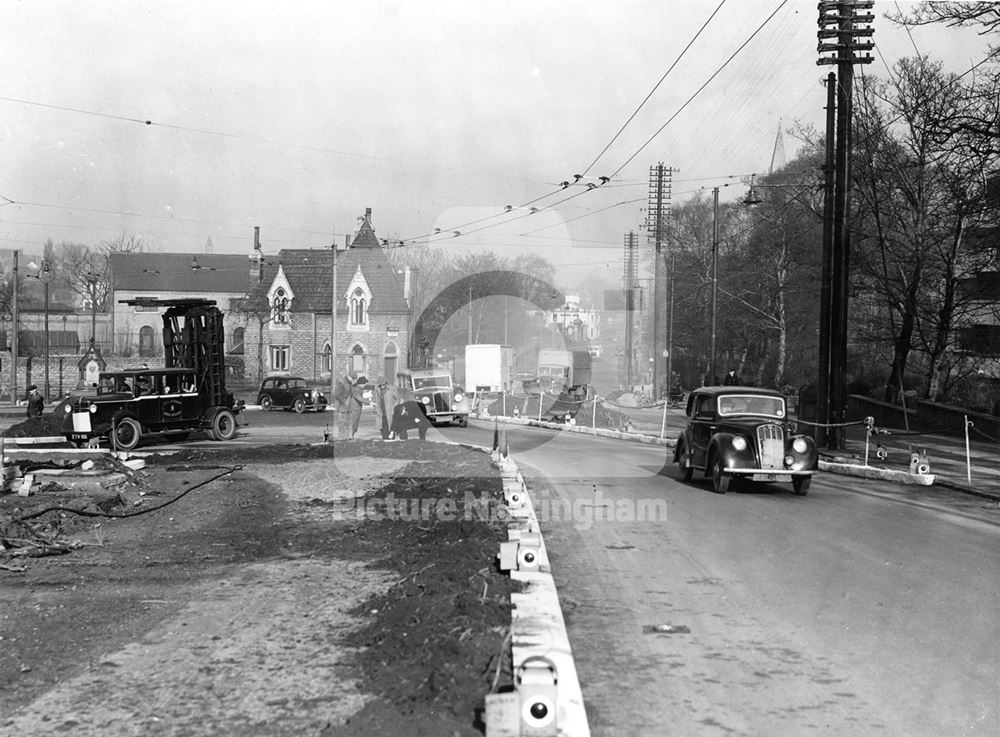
0 437 148 568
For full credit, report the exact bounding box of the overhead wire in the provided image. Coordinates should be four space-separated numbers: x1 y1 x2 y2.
605 0 790 181
578 0 728 177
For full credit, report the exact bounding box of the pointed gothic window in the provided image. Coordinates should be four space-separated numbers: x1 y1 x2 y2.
350 288 367 327
273 287 290 325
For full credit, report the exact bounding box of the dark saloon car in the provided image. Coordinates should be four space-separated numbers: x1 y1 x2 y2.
673 386 817 495
256 375 328 413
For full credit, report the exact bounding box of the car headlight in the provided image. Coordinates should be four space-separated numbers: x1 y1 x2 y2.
63 403 73 414
731 436 747 451
422 396 430 404
792 437 808 454
454 392 464 403
89 404 98 414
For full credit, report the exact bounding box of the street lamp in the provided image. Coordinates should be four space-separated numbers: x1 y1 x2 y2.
25 260 55 400
39 260 54 400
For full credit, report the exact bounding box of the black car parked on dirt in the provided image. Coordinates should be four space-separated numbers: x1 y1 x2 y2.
256 375 328 413
673 386 817 495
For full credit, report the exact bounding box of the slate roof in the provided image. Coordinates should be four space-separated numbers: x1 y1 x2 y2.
248 208 408 315
111 253 251 293
255 246 409 314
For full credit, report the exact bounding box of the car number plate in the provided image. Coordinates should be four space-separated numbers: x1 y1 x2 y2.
751 473 791 482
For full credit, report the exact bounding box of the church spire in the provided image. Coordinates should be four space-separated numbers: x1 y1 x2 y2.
769 119 786 175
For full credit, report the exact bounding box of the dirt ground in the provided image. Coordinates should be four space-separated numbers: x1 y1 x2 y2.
0 439 516 736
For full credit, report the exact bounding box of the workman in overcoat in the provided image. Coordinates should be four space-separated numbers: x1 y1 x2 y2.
26 384 44 418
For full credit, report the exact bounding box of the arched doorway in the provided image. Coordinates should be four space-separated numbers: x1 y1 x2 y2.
350 343 366 376
383 342 399 382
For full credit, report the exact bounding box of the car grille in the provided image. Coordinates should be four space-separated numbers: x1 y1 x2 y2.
756 424 785 470
428 392 450 413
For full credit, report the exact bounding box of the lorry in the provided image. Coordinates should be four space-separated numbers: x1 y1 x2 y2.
464 344 514 394
61 298 244 450
535 348 592 396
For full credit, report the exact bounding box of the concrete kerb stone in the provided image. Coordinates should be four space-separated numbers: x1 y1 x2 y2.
459 440 591 737
818 459 935 485
489 413 673 447
483 416 952 486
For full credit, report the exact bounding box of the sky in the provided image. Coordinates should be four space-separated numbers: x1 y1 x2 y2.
0 1 993 292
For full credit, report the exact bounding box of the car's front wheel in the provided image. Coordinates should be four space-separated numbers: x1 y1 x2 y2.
677 442 693 482
293 397 306 414
792 476 811 496
113 417 142 452
711 455 730 494
260 395 272 411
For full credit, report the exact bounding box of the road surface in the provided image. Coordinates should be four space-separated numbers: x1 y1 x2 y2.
444 420 1000 736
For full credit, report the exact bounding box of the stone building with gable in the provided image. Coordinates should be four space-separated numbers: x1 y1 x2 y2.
240 208 411 384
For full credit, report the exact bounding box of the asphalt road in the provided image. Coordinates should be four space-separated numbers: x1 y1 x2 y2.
442 421 1000 736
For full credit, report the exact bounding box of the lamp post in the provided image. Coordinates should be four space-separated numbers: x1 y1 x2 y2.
85 270 100 350
37 260 55 400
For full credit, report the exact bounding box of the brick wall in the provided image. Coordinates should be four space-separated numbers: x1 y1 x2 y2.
241 312 409 385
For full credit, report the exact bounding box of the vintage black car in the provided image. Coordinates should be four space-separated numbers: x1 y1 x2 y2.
256 375 328 413
673 386 817 495
396 368 470 427
62 367 242 451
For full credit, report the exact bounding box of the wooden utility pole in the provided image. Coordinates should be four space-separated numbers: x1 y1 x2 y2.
10 250 18 403
709 186 719 384
816 71 837 447
817 0 874 448
648 163 672 399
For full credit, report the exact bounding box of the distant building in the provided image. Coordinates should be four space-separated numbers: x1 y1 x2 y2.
110 252 250 358
548 295 600 343
240 208 411 384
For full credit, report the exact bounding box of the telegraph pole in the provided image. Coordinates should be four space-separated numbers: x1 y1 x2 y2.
10 251 18 403
817 0 874 449
709 186 720 384
647 163 672 399
623 231 639 386
816 71 836 447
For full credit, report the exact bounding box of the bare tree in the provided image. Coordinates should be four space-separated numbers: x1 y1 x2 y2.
852 56 996 402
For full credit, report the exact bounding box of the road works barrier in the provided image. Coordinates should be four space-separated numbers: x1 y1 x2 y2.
483 434 591 737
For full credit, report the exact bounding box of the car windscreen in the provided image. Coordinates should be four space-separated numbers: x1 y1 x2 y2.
718 394 785 418
413 376 450 390
288 378 307 389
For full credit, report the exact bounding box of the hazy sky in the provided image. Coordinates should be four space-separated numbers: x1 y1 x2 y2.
0 1 991 287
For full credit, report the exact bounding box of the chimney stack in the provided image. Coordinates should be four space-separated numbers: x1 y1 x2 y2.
250 226 263 284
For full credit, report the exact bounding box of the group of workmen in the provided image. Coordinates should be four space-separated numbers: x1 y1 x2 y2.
331 370 428 440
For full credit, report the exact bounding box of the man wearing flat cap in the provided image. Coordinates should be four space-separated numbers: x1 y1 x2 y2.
26 385 44 418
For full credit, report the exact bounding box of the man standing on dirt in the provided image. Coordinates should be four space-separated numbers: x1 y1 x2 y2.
335 370 364 439
374 376 398 440
26 384 44 418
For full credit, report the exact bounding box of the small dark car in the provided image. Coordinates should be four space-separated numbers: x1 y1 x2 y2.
673 386 817 495
256 375 328 413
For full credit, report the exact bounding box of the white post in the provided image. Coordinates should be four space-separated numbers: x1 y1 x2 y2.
538 390 543 422
660 398 668 438
964 416 973 486
864 426 870 466
592 394 598 435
